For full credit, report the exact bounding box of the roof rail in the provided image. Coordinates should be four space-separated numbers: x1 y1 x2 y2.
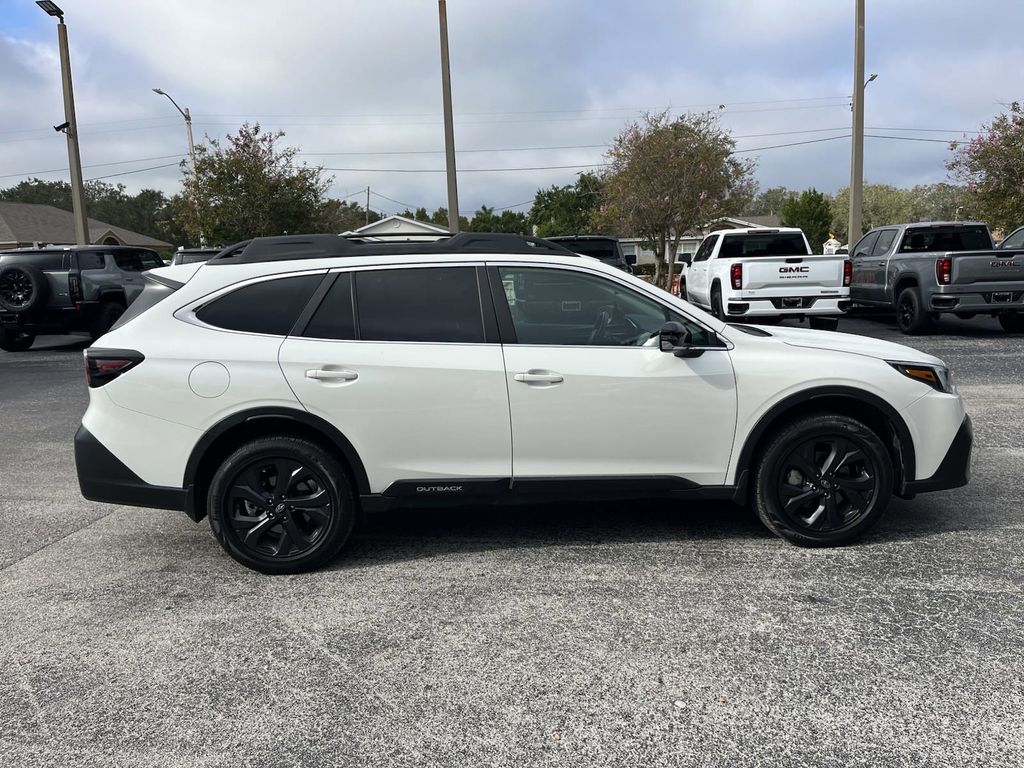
207 232 579 265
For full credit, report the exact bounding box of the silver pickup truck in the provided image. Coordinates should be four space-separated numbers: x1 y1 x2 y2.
849 221 1024 334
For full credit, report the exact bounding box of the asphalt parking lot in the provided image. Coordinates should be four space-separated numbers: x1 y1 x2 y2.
1 314 1022 767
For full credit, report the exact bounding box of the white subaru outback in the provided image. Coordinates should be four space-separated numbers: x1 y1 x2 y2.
75 233 972 573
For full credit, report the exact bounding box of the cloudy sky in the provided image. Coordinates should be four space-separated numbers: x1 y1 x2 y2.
0 0 1020 218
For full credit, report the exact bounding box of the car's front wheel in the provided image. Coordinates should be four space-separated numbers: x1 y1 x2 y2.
753 414 892 547
208 436 356 573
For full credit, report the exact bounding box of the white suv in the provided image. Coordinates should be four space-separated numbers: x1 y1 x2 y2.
75 233 972 573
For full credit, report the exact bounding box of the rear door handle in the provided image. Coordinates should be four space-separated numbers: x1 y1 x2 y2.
306 368 358 382
513 370 563 385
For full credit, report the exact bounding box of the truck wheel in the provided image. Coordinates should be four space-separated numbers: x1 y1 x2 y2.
0 264 48 313
207 436 357 574
678 282 688 301
999 312 1024 334
0 328 35 352
809 316 839 331
753 414 892 547
89 301 125 341
895 287 932 335
711 287 727 321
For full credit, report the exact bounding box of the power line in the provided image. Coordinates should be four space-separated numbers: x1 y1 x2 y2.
86 162 181 181
733 134 851 153
369 190 420 209
0 154 186 181
321 162 611 174
494 199 535 211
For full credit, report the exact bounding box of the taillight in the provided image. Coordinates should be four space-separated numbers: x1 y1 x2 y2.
843 260 852 287
730 263 743 290
936 257 952 285
68 273 82 303
84 349 144 388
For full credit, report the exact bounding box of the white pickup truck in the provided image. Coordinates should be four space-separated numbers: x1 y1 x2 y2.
683 227 852 328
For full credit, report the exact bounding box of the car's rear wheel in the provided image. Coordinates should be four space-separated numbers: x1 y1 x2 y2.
89 301 125 341
895 287 931 335
998 312 1024 334
0 328 35 352
208 436 356 573
753 414 892 547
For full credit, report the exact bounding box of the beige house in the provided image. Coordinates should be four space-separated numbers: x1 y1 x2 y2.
344 214 450 241
0 201 172 250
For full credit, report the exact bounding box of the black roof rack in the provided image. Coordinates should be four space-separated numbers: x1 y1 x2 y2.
207 232 579 265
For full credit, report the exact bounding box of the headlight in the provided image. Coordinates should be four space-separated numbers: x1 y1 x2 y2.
889 362 955 393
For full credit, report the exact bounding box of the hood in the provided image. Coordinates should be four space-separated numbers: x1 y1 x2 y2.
752 324 945 366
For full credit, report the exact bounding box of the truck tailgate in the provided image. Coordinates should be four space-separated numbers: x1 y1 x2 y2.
951 249 1024 286
741 255 847 291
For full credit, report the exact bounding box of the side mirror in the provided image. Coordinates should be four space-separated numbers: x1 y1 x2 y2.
625 253 637 265
678 254 692 266
658 321 704 358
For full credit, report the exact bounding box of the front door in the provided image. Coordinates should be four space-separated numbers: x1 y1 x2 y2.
279 265 512 495
685 234 718 307
492 265 737 487
849 231 880 304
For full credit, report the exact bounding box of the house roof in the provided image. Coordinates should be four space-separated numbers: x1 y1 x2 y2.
347 214 451 237
715 214 782 229
0 201 172 249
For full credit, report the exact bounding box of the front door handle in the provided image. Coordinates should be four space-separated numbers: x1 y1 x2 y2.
306 368 358 382
513 370 563 385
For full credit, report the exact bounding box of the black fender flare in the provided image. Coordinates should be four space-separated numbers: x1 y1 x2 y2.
184 407 370 495
732 385 916 496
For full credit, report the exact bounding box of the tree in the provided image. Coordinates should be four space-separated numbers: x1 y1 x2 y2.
318 198 379 233
780 188 833 252
529 172 603 237
178 123 332 243
908 183 967 223
831 184 917 242
468 206 530 233
597 111 756 288
744 186 794 217
947 102 1024 232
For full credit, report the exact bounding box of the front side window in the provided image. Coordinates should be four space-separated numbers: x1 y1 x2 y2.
139 251 164 270
852 231 880 259
498 266 713 346
871 229 898 257
196 274 323 335
113 252 144 272
355 267 484 343
76 252 105 270
692 235 717 262
1002 228 1024 250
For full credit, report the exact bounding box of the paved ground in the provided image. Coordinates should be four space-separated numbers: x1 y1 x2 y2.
1 315 1022 767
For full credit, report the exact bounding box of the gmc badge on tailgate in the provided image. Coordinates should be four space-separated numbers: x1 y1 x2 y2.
779 266 810 273
991 260 1018 268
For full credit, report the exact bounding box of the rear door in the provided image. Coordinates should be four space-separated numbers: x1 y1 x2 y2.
279 264 513 496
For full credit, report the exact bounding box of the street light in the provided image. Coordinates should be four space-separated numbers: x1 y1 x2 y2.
153 88 203 245
152 88 196 173
36 1 90 245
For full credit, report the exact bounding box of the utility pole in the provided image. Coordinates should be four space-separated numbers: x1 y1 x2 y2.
153 88 203 244
848 0 866 244
37 2 89 245
438 0 460 232
366 186 370 226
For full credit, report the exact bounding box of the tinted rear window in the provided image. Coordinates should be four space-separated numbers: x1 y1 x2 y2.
556 240 619 262
76 252 105 270
196 274 323 335
899 226 992 252
355 267 484 343
302 273 355 340
719 233 809 258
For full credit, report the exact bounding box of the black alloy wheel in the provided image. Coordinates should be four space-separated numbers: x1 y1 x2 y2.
775 435 877 534
208 437 355 573
0 268 34 310
0 328 35 352
754 414 892 547
895 287 931 335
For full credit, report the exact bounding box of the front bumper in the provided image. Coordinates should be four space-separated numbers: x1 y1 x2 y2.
903 415 972 496
75 425 187 512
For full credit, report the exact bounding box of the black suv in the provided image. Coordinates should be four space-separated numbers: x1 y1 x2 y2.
0 245 164 351
546 236 635 272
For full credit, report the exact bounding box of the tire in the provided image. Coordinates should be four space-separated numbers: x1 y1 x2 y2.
999 312 1024 334
808 316 839 331
753 414 893 547
679 282 688 301
953 312 976 320
894 287 932 335
0 264 48 312
89 301 125 341
208 436 357 574
0 328 35 352
711 286 726 321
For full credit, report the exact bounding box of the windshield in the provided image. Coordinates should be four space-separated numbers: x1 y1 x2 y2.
719 233 809 258
899 226 992 252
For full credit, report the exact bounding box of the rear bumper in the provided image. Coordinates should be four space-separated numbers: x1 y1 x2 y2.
902 415 972 496
75 425 187 512
929 290 1024 312
727 296 851 316
1 303 99 334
